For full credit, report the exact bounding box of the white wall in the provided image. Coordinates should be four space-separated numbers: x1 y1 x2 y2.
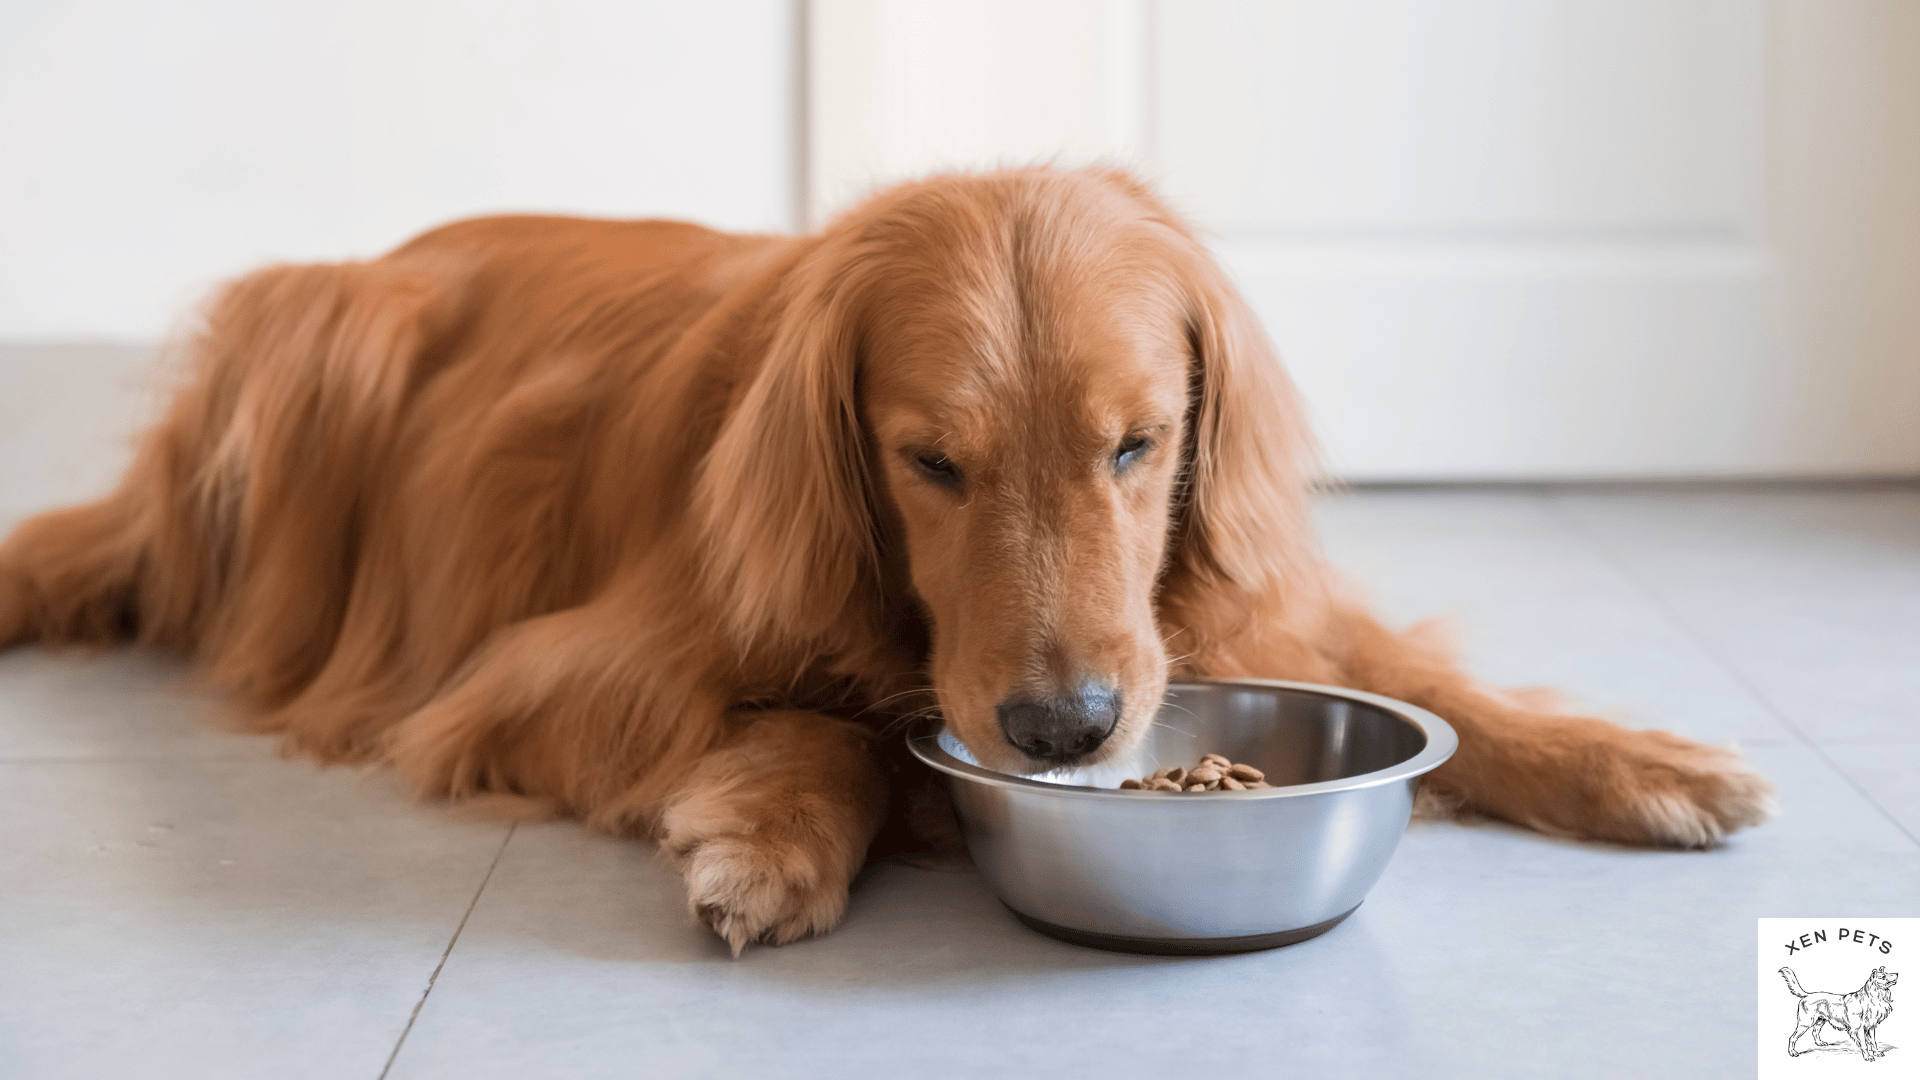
0 0 798 341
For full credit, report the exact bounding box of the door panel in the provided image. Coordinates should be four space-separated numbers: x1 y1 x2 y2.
807 0 1920 479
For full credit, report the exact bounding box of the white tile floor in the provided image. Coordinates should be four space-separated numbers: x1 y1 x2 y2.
3 345 1917 1078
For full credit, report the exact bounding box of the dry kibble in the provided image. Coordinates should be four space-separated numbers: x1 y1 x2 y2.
1118 753 1270 794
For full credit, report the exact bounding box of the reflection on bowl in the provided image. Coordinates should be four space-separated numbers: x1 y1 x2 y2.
909 679 1457 954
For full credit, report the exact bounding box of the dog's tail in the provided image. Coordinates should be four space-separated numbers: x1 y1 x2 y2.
1780 967 1809 997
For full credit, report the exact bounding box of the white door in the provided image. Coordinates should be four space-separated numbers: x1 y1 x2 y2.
807 0 1920 482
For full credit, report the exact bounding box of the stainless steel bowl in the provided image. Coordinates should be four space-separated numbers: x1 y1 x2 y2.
909 679 1457 954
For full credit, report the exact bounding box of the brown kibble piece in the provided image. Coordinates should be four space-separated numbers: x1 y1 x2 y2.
1119 756 1274 792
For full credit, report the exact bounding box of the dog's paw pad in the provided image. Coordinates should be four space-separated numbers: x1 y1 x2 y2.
680 836 848 957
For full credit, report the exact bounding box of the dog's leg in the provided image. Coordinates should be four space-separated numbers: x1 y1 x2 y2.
1854 1018 1875 1061
1324 603 1773 847
0 495 144 648
658 710 888 956
0 386 215 651
376 600 887 955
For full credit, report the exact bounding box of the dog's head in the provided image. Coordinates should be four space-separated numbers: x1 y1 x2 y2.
1871 967 1898 991
696 168 1313 773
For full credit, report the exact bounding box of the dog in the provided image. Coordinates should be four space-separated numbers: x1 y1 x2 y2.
1783 966 1899 1061
0 167 1773 953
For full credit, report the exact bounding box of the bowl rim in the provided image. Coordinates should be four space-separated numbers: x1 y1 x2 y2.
907 678 1459 800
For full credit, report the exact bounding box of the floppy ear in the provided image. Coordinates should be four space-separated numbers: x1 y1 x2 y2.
1162 237 1322 608
691 237 880 656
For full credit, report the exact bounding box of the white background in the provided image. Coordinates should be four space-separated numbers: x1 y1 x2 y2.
4 0 1917 481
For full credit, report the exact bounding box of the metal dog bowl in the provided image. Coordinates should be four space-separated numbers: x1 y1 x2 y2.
909 679 1457 955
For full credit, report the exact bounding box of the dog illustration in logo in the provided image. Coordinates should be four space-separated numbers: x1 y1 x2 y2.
1781 965 1899 1062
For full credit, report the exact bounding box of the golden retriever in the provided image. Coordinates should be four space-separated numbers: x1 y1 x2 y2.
0 167 1771 953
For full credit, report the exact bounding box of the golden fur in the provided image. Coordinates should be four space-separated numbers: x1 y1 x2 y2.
0 167 1772 952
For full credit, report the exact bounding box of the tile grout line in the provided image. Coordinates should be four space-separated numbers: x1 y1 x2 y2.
1535 489 1920 852
377 821 517 1080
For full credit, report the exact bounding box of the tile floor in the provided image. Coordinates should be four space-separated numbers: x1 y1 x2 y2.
2 345 1917 1078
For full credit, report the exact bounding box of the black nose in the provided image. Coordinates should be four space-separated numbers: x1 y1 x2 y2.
996 681 1121 764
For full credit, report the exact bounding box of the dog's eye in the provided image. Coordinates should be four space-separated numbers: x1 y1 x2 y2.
1113 435 1152 473
911 451 962 487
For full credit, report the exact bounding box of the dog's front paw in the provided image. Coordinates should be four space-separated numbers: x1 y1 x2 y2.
1590 729 1775 848
654 711 886 955
678 834 852 956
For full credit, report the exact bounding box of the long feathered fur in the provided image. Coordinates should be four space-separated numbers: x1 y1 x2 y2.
0 167 1772 951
